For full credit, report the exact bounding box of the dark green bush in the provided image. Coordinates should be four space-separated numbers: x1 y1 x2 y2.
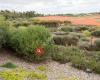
0 27 7 49
1 62 17 69
92 30 100 37
9 26 51 62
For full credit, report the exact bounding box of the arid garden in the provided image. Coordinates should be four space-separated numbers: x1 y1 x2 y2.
0 11 100 80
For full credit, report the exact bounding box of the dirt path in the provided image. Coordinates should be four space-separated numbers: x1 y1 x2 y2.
0 50 100 80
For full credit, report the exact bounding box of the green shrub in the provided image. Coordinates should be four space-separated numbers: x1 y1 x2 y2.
93 61 100 74
53 34 79 46
13 21 31 27
74 26 89 32
93 51 100 61
32 19 60 28
71 55 86 70
92 30 100 37
0 27 7 49
9 26 51 62
51 46 85 63
62 26 92 32
0 15 6 21
51 45 100 74
83 30 91 37
94 39 100 51
71 56 95 72
78 41 91 50
51 45 69 63
1 62 17 69
69 32 85 39
85 58 97 70
0 15 9 27
61 26 74 32
80 37 90 41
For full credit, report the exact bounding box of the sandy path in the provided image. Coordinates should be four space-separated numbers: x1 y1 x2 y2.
0 50 100 80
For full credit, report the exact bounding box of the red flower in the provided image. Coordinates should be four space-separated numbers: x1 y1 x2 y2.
35 47 45 56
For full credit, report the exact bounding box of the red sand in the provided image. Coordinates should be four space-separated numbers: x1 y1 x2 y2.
35 15 100 26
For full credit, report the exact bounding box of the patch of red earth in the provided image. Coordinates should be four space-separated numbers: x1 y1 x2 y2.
35 16 100 26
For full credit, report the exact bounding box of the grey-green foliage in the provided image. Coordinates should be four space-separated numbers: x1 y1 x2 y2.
51 45 84 63
53 34 79 46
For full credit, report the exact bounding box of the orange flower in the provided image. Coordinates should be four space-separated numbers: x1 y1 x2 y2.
35 47 45 56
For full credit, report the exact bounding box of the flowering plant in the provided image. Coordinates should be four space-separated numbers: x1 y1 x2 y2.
35 46 45 56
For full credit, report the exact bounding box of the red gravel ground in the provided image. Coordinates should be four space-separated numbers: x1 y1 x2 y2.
35 15 100 26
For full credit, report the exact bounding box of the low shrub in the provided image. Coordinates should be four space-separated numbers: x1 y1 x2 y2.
0 27 7 49
92 30 100 37
74 26 89 32
0 15 10 28
51 45 100 74
71 55 99 73
9 26 51 62
69 32 85 39
83 30 91 37
71 55 86 70
53 34 79 46
32 19 60 28
51 45 69 63
78 41 91 50
1 62 17 69
13 21 31 27
80 37 90 41
51 45 85 63
61 26 74 32
93 51 100 61
93 39 100 51
93 61 100 74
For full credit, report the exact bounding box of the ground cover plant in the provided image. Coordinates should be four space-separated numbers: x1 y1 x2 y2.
0 69 48 80
0 68 80 80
